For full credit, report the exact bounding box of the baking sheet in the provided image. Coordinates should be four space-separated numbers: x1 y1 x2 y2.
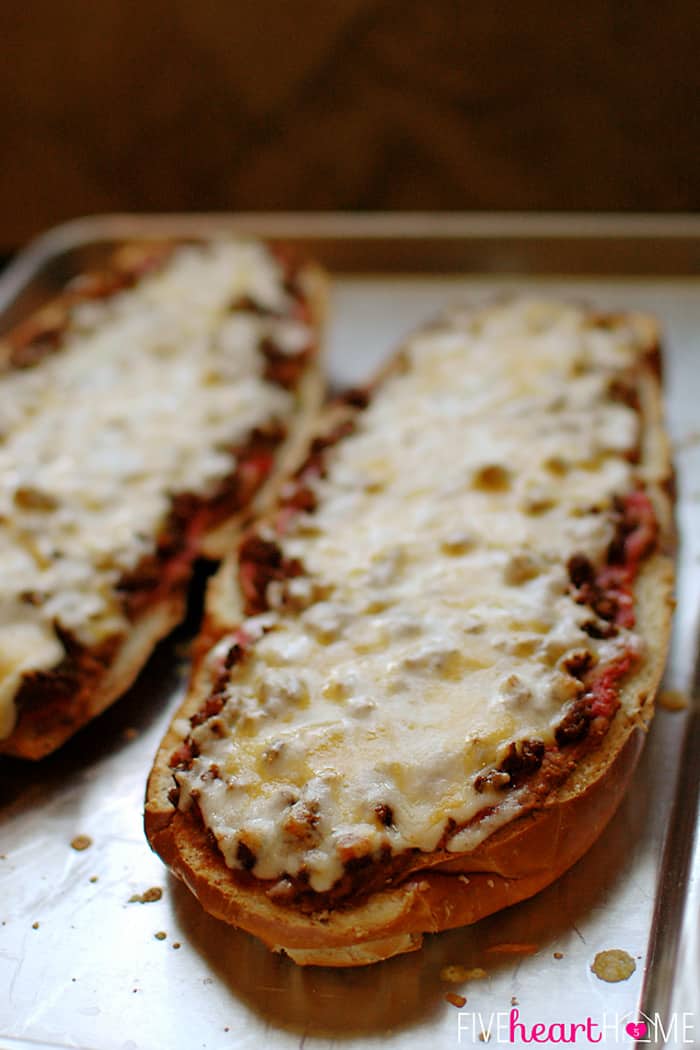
0 215 699 1050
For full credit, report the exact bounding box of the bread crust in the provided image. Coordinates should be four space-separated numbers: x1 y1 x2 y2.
145 304 674 965
0 246 327 760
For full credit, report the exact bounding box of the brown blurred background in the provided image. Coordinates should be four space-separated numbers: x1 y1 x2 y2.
1 1 699 251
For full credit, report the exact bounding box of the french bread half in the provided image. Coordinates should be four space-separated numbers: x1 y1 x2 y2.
146 297 674 965
0 238 326 759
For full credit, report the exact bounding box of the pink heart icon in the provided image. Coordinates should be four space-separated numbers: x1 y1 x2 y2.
625 1021 647 1039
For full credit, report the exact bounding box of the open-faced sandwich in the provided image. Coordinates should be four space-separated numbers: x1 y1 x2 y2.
146 296 674 965
0 238 325 759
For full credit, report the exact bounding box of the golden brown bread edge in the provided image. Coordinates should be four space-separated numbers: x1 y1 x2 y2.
0 255 328 761
145 312 675 966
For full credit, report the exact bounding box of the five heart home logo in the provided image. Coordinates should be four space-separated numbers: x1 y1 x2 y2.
625 1021 648 1040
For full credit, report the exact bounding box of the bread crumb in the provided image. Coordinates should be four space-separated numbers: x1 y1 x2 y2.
129 886 163 904
458 875 470 885
32 921 39 930
172 942 181 949
485 943 538 955
675 430 700 451
591 949 636 983
154 931 167 941
553 951 564 960
440 965 488 983
511 996 519 1006
70 835 92 851
658 689 689 712
445 992 467 1008
479 1033 491 1043
89 876 99 883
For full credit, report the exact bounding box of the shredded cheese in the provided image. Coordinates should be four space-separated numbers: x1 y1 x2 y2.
0 239 309 738
178 298 651 893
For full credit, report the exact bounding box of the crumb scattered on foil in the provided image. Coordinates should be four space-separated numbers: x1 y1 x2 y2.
553 951 564 960
511 996 519 1006
591 949 636 983
32 921 39 929
154 931 167 941
478 1033 491 1043
659 689 689 712
440 965 488 983
172 942 181 949
674 430 700 451
70 835 92 851
129 887 163 904
445 992 467 1008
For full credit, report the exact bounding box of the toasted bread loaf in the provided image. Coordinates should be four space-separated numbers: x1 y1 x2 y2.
0 239 326 758
146 297 674 965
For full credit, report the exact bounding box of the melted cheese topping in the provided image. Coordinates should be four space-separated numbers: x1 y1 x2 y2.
180 298 649 893
0 239 310 738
